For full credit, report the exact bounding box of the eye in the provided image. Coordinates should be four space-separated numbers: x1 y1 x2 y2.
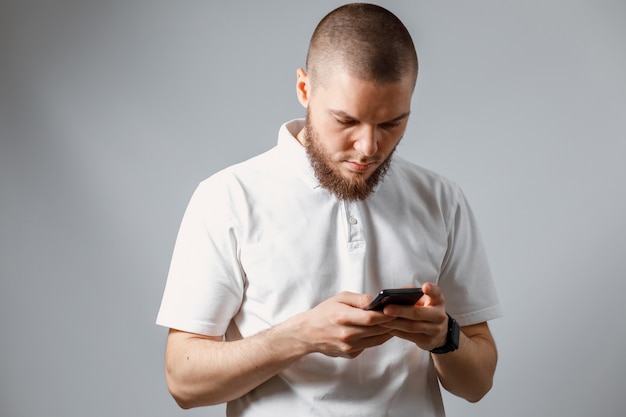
380 121 402 129
336 118 356 126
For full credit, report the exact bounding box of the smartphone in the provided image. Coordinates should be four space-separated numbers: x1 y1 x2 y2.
365 288 424 311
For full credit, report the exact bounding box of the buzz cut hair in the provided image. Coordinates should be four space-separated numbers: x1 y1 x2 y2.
306 3 418 89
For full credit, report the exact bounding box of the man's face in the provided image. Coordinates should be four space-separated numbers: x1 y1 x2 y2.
297 70 414 200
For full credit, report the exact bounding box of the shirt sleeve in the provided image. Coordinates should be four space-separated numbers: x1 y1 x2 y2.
156 174 245 336
438 184 503 327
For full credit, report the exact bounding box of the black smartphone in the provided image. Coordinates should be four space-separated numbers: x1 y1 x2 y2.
365 288 424 311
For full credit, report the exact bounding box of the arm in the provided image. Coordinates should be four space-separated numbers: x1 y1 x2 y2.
431 321 497 403
165 326 306 409
379 282 498 403
164 292 395 409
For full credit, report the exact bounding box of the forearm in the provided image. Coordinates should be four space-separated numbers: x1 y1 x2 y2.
164 292 395 409
431 323 497 402
165 324 309 409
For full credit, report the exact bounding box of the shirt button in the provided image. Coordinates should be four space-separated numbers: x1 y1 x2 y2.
349 217 358 225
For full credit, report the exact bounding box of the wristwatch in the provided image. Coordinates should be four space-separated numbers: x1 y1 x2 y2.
430 314 460 354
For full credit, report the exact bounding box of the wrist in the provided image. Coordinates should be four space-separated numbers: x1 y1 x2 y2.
273 312 318 356
430 314 460 354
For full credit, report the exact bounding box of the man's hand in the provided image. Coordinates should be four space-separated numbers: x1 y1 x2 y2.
376 282 449 351
377 282 498 403
292 291 396 358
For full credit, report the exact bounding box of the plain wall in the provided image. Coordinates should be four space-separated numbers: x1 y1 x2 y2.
1 1 625 416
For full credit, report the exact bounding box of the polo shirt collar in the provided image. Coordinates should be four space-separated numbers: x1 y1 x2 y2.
277 119 320 189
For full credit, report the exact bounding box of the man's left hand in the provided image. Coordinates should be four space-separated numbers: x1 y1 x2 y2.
378 282 449 351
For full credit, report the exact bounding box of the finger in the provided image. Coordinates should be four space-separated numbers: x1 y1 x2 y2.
362 332 395 348
346 332 394 356
338 332 394 358
326 299 394 328
421 282 445 306
381 304 418 319
341 324 394 341
387 329 439 349
333 292 395 325
381 303 445 328
379 316 437 335
334 291 374 309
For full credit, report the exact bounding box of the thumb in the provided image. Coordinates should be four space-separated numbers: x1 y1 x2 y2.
335 291 372 309
420 282 444 306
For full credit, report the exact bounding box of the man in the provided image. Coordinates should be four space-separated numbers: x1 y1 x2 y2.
157 3 502 416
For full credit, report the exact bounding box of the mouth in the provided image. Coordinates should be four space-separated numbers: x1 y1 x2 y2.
346 160 378 173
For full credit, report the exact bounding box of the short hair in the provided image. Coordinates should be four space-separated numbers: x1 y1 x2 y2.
306 3 418 89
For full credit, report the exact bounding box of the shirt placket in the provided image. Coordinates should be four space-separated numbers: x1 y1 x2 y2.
342 201 366 251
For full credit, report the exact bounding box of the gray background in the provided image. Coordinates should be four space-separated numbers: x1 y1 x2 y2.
1 1 625 416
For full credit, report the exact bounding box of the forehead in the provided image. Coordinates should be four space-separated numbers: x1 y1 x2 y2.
310 71 414 122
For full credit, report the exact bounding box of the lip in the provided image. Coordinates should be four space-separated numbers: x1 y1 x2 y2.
346 161 377 173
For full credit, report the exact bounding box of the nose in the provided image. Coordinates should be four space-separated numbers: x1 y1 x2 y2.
354 126 378 157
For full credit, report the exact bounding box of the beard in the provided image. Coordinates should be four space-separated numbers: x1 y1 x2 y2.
302 117 397 201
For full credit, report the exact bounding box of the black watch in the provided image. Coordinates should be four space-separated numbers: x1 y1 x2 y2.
430 314 460 354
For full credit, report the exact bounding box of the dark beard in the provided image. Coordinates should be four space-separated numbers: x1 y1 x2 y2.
302 118 396 201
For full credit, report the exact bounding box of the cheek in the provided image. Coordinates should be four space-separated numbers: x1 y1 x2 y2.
317 126 352 153
379 130 405 153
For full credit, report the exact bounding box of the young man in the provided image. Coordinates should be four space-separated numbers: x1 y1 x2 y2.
157 4 502 416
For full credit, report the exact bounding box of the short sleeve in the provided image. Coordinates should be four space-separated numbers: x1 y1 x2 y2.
156 175 245 336
438 185 503 326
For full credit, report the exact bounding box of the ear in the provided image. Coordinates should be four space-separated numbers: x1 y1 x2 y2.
296 68 310 108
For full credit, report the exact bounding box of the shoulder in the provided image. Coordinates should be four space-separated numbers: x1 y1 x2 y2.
196 147 280 194
385 156 463 202
185 146 288 225
373 156 473 229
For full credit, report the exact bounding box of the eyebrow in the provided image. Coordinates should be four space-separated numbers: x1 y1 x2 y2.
329 109 411 123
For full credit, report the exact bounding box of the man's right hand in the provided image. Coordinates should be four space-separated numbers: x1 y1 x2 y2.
290 291 397 358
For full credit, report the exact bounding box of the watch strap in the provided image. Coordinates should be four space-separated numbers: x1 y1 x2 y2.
430 313 460 354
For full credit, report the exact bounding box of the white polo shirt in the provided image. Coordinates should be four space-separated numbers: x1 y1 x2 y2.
157 119 503 417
